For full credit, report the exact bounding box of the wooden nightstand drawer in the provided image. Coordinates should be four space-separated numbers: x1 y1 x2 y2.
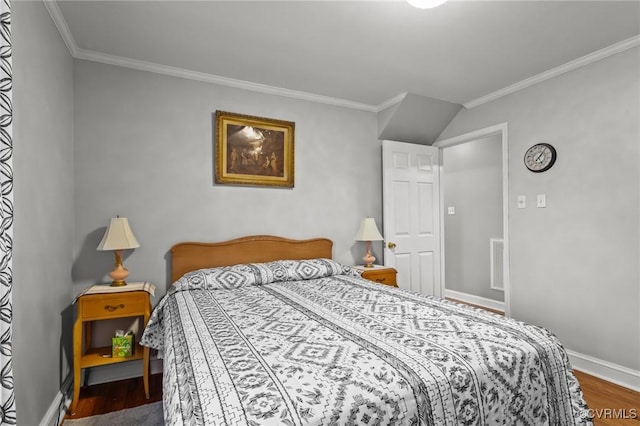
353 266 398 287
80 293 147 321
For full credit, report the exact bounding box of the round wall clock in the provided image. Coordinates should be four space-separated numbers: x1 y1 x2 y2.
524 143 557 172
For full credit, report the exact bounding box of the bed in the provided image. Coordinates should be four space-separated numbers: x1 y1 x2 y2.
141 235 592 425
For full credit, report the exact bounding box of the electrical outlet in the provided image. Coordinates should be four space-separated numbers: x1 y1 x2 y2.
517 195 526 209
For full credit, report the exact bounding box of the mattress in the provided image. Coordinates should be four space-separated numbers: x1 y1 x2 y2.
141 258 592 425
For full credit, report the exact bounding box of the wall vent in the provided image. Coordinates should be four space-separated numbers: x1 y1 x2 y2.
490 238 504 291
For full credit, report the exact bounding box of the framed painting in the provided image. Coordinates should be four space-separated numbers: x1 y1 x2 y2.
215 110 295 187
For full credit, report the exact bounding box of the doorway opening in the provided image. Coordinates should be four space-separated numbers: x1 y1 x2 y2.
434 123 510 316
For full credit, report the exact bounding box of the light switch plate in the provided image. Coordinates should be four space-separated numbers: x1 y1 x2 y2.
447 206 455 215
537 194 546 208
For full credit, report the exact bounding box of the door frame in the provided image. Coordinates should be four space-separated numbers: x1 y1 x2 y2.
433 122 511 317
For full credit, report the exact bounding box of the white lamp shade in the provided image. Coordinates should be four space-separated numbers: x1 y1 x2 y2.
97 217 140 251
407 0 448 9
355 217 384 241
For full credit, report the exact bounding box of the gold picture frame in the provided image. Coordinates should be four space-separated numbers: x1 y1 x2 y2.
215 111 295 187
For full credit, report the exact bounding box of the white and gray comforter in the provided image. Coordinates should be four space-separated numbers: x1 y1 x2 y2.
141 259 592 425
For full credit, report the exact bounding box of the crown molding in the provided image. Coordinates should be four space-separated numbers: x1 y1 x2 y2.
44 1 639 114
464 35 640 109
44 1 378 112
376 92 407 112
43 0 79 57
75 48 379 112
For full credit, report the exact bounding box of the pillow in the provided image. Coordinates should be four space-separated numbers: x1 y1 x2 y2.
173 258 357 292
175 262 275 291
277 258 356 281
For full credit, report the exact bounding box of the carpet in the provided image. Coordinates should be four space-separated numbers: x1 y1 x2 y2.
63 402 163 426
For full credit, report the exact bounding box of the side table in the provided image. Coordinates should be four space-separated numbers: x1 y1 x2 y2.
71 286 152 413
353 265 398 287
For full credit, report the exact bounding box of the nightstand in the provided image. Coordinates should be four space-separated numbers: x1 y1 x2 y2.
353 265 398 287
71 285 152 413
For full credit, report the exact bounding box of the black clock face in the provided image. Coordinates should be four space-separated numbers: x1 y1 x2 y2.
524 143 556 172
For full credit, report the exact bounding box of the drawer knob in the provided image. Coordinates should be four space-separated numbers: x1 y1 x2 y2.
104 304 125 312
375 278 386 283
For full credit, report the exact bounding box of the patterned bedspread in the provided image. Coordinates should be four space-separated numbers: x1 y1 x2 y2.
141 259 592 425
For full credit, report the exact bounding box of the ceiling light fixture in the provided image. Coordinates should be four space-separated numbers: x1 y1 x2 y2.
407 0 448 9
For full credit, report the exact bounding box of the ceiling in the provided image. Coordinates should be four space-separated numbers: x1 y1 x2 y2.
53 1 639 112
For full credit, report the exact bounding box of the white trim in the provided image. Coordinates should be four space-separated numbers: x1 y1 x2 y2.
376 92 407 112
43 1 377 112
435 153 445 301
464 35 640 109
75 49 379 112
39 375 72 426
42 0 79 57
433 122 505 149
444 289 505 313
44 2 640 114
567 349 640 392
434 122 511 317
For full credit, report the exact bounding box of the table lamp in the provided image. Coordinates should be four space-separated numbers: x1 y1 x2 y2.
97 216 140 286
355 217 384 268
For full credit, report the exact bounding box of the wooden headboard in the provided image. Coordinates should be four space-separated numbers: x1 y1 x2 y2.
170 235 333 282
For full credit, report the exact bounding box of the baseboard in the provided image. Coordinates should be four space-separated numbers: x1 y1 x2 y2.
39 374 73 426
39 358 163 426
567 349 640 392
444 289 505 313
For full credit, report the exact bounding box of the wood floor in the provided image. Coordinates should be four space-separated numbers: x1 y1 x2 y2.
63 373 163 422
574 370 639 425
64 371 638 425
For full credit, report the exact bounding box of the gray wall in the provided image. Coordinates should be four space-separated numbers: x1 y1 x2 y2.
443 135 503 301
438 47 640 370
71 61 382 382
72 60 381 298
14 6 639 422
13 1 75 425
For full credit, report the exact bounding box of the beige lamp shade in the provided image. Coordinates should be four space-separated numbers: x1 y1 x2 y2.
97 217 139 286
355 217 384 242
97 217 140 251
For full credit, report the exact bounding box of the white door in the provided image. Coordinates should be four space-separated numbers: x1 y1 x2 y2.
382 140 441 296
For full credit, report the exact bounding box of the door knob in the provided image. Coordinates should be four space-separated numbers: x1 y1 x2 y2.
387 242 396 249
